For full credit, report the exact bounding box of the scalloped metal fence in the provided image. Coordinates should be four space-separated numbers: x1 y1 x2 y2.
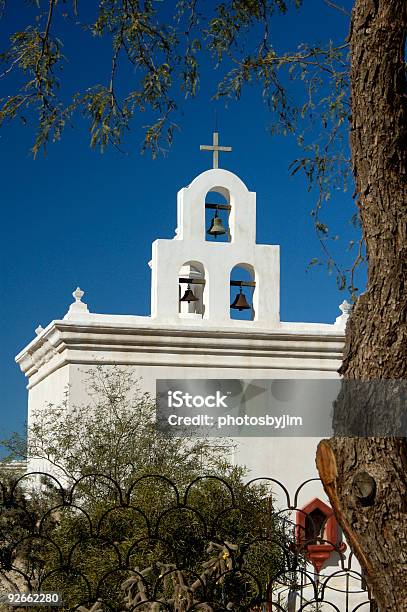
0 472 377 611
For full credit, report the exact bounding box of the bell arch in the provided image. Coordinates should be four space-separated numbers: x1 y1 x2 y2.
229 264 256 321
205 188 231 243
178 261 207 317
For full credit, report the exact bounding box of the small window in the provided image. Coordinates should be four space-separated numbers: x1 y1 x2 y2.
305 508 327 544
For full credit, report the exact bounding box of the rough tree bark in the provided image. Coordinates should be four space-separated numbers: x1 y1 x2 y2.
316 1 407 610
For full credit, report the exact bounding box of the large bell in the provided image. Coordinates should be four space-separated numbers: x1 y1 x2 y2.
207 211 226 238
180 284 198 303
230 288 251 311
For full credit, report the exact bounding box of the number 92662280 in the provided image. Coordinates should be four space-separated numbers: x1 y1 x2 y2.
0 593 61 607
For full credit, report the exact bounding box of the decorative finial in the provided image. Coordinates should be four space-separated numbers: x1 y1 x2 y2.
335 300 352 327
339 300 352 315
200 132 232 169
73 287 85 302
35 325 44 335
64 286 90 319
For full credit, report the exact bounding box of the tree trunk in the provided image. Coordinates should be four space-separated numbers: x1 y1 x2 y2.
316 1 407 610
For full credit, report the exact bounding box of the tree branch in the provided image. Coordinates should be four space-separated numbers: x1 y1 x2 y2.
322 0 351 17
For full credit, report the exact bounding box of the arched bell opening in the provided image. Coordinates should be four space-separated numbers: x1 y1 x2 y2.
230 264 255 321
178 261 207 317
205 188 231 243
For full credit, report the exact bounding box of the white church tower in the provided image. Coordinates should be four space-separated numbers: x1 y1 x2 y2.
16 133 369 608
150 139 279 328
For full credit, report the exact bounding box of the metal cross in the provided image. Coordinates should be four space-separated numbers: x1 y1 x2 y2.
200 132 232 169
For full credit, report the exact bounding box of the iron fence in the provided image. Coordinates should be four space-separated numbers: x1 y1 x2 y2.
0 472 376 611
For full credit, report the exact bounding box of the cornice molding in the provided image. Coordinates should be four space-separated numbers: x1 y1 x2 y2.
16 320 345 388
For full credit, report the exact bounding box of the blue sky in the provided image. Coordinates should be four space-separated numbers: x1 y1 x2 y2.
0 0 362 442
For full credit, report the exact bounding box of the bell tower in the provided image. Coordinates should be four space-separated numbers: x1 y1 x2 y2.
150 133 280 329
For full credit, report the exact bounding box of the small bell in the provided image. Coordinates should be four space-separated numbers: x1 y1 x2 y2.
230 287 251 311
207 210 226 238
180 284 198 303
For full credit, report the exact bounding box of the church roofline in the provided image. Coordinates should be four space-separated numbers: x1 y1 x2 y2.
15 317 345 389
16 315 345 362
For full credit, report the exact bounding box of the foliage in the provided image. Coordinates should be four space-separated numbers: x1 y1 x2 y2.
0 468 54 595
0 367 289 610
25 366 233 488
0 429 27 465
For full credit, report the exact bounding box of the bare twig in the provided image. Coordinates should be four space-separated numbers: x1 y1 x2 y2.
39 0 56 64
322 0 351 17
0 54 25 79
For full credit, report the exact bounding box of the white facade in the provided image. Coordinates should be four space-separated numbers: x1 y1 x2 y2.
15 167 367 608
